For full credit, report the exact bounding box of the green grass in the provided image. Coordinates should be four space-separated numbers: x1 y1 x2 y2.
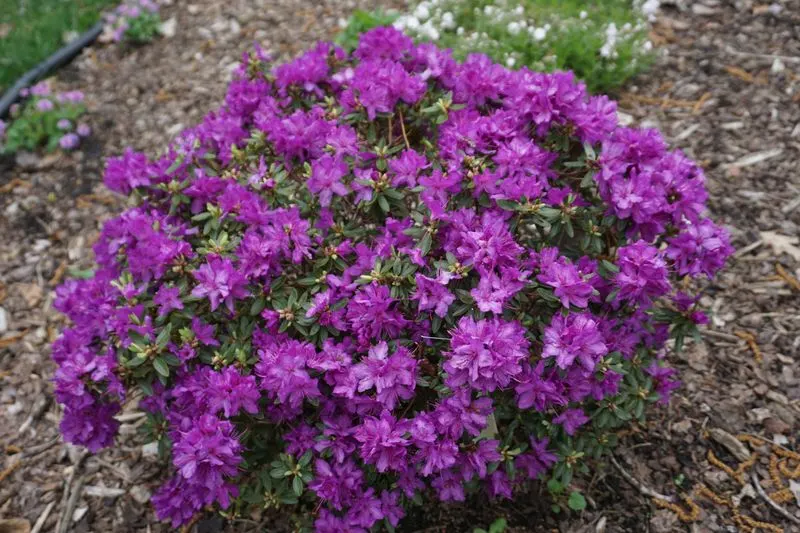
0 0 119 92
338 0 655 94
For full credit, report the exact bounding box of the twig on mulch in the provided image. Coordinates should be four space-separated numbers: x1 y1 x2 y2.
19 437 60 459
31 501 56 533
693 91 712 114
55 451 86 533
0 460 21 485
620 92 701 109
57 474 86 533
751 473 800 525
701 329 742 343
775 263 800 291
733 239 764 259
724 45 800 63
18 395 51 435
739 433 797 454
610 455 675 503
734 330 763 363
0 330 29 349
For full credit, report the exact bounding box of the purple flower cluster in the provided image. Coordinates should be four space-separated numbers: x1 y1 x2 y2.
104 0 160 43
2 81 89 154
52 27 731 531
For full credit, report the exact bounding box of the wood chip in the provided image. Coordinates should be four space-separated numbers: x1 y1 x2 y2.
84 485 127 498
761 231 800 261
709 428 751 461
727 148 784 168
775 263 800 291
734 330 763 363
724 65 756 83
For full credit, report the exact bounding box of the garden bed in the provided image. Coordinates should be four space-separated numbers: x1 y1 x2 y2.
1 1 799 532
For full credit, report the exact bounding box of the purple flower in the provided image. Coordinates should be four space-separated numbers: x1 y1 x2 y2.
412 272 455 317
389 149 429 188
256 340 320 409
59 133 80 150
309 154 349 207
553 408 590 436
352 342 417 410
172 414 242 504
152 477 202 528
57 118 72 130
444 316 530 392
542 313 607 371
207 367 261 417
341 59 427 120
309 458 364 510
104 148 152 194
615 241 671 306
36 98 54 111
471 267 528 314
666 219 733 278
346 283 410 346
354 411 410 472
646 361 680 404
453 212 523 275
153 286 183 317
515 363 566 411
191 255 249 312
538 257 594 308
76 123 91 137
462 439 502 479
487 470 513 499
515 437 558 479
60 402 120 452
314 414 356 463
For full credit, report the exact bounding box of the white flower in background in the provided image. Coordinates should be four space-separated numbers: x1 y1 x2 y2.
532 27 547 41
514 5 524 16
484 5 495 16
414 4 430 21
600 22 618 58
457 26 465 36
507 21 521 35
579 10 588 19
506 56 516 67
643 40 653 51
418 20 440 40
441 11 455 29
623 22 632 31
394 15 420 31
640 0 660 20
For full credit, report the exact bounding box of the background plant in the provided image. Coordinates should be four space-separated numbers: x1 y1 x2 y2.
0 0 119 92
1 81 90 154
52 27 730 532
339 0 657 93
104 0 162 44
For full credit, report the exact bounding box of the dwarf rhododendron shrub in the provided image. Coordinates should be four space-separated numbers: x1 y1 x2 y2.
52 27 732 530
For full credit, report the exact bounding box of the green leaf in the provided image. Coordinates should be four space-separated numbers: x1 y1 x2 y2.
292 476 304 496
378 195 390 213
155 323 172 348
568 491 587 511
153 357 170 377
489 518 507 533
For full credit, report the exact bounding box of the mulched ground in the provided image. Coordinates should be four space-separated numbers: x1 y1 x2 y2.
2 1 799 532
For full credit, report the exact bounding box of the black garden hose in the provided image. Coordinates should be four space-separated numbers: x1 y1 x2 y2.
0 21 104 119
